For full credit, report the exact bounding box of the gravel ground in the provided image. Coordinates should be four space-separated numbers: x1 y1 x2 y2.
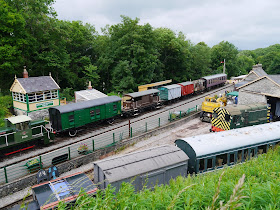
2 117 211 209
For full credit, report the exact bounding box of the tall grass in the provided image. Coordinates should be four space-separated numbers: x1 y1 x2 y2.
57 146 280 209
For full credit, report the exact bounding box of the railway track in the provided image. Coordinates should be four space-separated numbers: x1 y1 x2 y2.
0 84 233 168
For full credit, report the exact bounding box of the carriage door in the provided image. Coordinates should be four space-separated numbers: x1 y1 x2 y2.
105 103 113 118
74 109 86 128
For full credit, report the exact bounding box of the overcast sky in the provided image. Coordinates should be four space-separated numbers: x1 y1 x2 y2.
53 0 280 50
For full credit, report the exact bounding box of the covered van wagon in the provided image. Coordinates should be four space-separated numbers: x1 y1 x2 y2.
178 81 194 97
93 145 189 192
158 84 181 101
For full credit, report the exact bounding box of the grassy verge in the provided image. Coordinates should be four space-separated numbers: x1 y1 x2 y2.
58 146 280 209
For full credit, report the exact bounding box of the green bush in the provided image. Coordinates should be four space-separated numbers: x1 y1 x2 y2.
0 95 12 127
57 146 280 209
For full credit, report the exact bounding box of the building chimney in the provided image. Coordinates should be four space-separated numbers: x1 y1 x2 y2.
23 66 28 78
88 81 92 90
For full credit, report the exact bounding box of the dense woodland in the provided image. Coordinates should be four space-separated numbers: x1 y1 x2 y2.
1 0 280 96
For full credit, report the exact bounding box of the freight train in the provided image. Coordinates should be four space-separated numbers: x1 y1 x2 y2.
49 73 227 135
0 73 227 155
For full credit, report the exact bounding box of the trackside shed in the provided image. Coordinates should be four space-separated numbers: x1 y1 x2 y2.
93 145 189 192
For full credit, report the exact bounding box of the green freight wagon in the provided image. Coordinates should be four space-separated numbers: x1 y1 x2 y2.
0 115 54 156
49 96 122 136
210 103 268 132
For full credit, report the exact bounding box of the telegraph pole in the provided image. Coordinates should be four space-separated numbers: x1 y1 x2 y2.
223 59 226 74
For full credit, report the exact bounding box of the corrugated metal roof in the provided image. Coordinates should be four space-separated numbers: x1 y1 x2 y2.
17 76 60 93
75 89 107 102
178 81 193 86
7 115 32 124
201 73 227 80
175 121 280 158
93 145 189 183
50 96 121 114
161 84 181 90
124 89 159 98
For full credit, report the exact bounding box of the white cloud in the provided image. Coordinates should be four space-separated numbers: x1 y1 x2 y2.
53 0 280 50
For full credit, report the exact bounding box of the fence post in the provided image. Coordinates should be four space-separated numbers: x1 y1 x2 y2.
4 167 8 183
158 118 160 127
196 105 198 111
130 127 132 138
68 147 71 160
113 133 115 143
145 122 147 132
92 139 95 151
129 120 131 137
39 156 42 169
180 111 182 119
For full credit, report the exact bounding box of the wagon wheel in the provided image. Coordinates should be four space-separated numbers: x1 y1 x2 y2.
107 118 115 125
69 130 77 137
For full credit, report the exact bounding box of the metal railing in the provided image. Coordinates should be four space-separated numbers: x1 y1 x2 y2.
0 104 200 185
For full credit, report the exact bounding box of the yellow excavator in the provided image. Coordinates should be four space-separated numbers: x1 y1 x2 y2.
200 94 227 122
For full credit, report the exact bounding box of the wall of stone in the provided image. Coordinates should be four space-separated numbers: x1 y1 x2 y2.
0 112 199 198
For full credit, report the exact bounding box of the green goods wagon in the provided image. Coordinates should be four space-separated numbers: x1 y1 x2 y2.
49 96 122 136
211 103 268 132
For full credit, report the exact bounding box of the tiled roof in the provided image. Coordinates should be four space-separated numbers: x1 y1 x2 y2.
17 76 60 93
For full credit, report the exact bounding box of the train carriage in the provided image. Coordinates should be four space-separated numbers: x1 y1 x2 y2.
175 122 280 174
201 73 227 90
49 96 121 136
122 89 160 116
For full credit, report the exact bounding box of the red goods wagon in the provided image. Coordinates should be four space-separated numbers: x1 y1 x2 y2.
178 82 194 96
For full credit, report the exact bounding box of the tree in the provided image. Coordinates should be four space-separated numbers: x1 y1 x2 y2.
211 41 239 77
0 0 26 89
99 16 160 92
190 42 211 79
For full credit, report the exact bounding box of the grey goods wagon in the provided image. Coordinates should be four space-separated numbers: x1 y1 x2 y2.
93 145 189 192
158 84 182 101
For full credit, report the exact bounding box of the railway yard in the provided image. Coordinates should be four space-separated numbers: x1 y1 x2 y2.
1 84 234 209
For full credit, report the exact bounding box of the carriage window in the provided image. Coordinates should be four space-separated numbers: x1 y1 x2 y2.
199 159 205 171
258 145 267 154
207 158 213 169
251 148 256 158
244 149 249 160
216 154 227 166
237 150 243 162
69 115 74 122
96 109 100 116
229 153 235 164
90 110 95 117
113 104 117 111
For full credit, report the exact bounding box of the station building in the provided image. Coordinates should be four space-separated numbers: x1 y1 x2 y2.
236 64 280 120
10 67 60 117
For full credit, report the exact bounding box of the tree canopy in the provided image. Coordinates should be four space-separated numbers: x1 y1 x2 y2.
1 0 279 96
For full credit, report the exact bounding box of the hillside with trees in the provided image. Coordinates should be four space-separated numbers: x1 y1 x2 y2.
1 0 280 95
